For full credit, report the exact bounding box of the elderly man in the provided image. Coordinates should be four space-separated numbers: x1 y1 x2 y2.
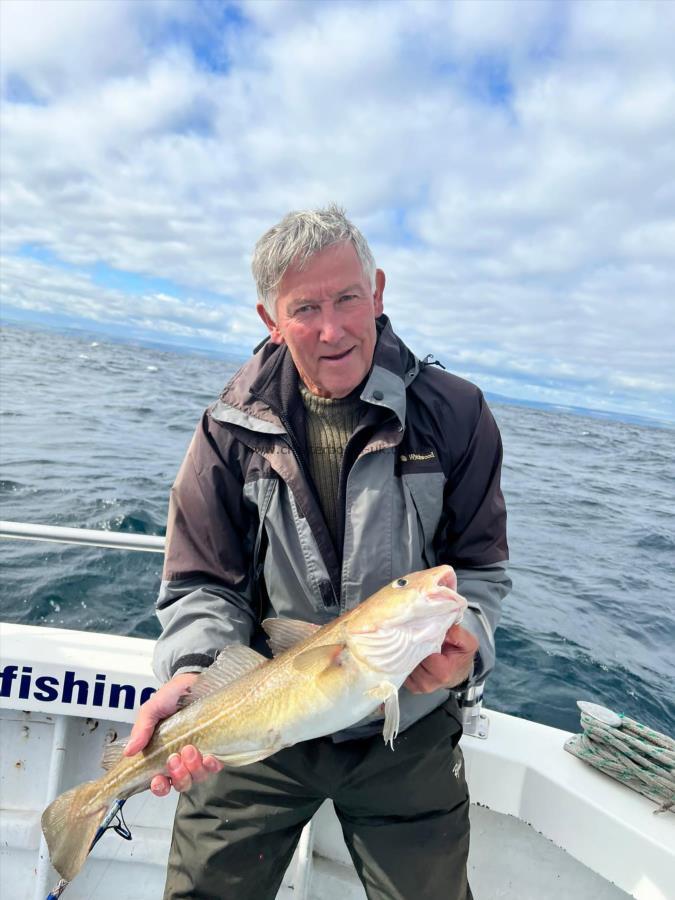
126 205 510 900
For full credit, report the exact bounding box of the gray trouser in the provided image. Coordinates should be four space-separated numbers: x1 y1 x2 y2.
164 698 472 900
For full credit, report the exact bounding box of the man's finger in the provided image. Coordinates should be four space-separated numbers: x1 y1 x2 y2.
405 666 424 694
124 673 200 757
124 721 158 756
151 775 171 797
167 753 193 793
417 653 452 681
181 745 204 776
203 755 223 773
442 623 479 652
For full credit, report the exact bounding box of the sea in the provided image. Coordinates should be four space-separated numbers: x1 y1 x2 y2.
1 323 673 737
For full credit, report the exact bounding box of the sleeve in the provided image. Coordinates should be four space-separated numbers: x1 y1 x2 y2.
437 393 508 568
437 392 510 683
455 564 512 683
152 412 258 683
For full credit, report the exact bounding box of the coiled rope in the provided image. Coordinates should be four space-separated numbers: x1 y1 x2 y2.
565 701 674 813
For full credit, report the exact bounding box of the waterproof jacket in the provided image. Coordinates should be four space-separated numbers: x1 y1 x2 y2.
154 316 510 737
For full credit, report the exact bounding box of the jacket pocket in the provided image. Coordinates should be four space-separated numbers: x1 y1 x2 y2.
402 471 445 568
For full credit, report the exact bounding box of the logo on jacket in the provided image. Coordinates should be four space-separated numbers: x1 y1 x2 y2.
399 450 436 463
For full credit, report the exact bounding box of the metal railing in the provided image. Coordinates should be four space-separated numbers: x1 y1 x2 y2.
0 520 165 553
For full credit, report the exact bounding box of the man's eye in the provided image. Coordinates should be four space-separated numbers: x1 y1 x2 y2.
339 294 356 303
293 305 314 316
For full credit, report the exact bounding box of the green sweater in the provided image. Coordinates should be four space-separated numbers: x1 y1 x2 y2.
300 383 364 546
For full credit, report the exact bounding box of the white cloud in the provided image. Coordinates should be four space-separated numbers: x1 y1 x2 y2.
0 0 673 419
0 0 191 99
0 255 262 347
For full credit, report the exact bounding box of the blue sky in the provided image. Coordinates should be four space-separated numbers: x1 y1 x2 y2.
1 0 674 421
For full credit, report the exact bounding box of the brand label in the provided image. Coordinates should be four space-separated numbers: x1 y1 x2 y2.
399 450 436 463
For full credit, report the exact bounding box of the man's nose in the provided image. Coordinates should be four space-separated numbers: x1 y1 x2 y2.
318 309 346 344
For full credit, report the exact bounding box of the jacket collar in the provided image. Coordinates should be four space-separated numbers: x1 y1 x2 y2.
212 315 418 433
359 316 418 428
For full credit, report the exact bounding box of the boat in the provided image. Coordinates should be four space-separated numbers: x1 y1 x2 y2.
0 521 673 900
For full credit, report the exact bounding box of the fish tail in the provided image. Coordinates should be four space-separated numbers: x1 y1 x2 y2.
41 779 112 882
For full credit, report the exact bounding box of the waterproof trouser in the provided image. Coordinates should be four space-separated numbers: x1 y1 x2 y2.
163 697 472 900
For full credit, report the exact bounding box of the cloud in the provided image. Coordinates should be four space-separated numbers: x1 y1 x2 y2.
1 0 673 420
1 254 261 347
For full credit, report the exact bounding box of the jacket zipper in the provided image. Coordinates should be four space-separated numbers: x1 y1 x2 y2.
250 396 341 607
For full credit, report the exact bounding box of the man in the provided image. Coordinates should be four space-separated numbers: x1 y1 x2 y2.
125 205 510 899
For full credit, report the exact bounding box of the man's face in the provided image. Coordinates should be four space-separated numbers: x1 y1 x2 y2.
257 241 385 398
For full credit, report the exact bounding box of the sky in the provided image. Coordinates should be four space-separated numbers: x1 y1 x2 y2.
1 0 674 422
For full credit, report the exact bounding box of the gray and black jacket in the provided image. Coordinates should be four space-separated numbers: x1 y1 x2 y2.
153 316 510 737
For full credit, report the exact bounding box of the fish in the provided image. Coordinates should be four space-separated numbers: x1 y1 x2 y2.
41 564 466 884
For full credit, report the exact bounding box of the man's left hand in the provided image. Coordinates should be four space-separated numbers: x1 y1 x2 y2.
404 624 479 693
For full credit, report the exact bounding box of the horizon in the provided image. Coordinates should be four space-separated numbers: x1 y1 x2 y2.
1 1 674 424
3 315 672 431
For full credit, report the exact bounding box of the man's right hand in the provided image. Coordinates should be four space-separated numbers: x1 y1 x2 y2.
124 672 223 796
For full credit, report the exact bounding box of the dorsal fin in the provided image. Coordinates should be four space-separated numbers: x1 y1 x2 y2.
101 736 128 771
262 618 321 656
176 645 267 709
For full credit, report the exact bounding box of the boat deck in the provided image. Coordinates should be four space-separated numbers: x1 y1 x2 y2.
276 798 631 900
467 805 630 900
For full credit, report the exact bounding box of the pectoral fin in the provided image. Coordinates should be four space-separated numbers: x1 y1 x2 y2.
293 643 346 676
366 681 400 749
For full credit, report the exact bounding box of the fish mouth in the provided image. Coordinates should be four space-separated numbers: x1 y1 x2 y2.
424 566 466 610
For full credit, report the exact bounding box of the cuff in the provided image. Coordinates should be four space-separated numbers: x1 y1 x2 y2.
170 652 215 678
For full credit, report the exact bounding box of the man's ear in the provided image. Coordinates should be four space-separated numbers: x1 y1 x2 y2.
257 302 284 345
373 269 385 316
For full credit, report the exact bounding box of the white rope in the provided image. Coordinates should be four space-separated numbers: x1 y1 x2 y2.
564 701 674 813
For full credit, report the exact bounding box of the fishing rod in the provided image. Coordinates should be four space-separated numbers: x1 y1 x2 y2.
45 798 132 900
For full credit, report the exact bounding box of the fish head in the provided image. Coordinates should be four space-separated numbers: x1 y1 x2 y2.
346 565 468 676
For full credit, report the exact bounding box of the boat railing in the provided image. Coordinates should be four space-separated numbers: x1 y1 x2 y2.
0 520 165 553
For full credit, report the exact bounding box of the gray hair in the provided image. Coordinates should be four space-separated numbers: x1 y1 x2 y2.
252 204 376 317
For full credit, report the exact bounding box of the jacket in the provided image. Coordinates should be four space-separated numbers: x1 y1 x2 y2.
153 316 510 736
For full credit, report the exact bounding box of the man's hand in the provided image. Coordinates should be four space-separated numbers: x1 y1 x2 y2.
124 672 223 796
404 624 478 694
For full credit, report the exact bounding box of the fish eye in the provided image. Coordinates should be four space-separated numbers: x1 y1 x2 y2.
392 578 408 588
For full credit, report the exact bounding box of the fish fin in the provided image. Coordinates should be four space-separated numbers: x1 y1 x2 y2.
41 780 110 882
212 748 277 767
293 643 346 676
262 618 321 656
100 736 129 771
366 681 400 749
177 645 267 708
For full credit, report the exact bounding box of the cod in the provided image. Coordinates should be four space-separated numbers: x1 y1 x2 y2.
42 565 466 884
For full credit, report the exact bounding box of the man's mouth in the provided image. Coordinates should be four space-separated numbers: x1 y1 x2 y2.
321 347 355 362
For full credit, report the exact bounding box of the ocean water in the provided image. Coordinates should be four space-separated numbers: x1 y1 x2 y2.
1 323 673 736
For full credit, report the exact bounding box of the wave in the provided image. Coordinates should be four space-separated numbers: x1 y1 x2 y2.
635 531 675 552
100 510 166 535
